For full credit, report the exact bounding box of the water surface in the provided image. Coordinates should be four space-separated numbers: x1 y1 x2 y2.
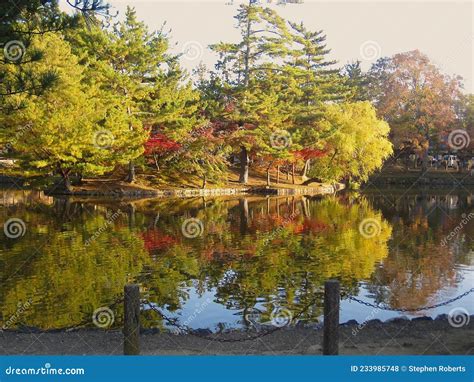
1 189 473 331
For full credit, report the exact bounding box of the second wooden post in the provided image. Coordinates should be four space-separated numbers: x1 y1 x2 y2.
323 279 340 355
123 284 140 355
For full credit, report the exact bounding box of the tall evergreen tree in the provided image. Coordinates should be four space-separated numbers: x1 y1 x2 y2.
209 1 294 184
0 33 143 191
341 60 369 101
282 22 348 178
207 4 348 184
0 0 109 109
70 7 200 183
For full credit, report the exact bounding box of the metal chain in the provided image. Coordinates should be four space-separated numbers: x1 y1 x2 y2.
346 288 474 312
141 297 321 343
12 287 473 334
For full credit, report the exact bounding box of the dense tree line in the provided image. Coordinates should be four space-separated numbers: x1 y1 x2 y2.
1 1 470 190
344 52 473 170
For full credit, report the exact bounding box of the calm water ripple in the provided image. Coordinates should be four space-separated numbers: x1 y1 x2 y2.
1 189 473 331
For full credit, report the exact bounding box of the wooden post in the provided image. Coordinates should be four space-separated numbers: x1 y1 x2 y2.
323 279 340 355
123 284 140 355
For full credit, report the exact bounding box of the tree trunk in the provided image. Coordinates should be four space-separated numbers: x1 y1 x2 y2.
62 174 72 192
266 166 271 186
153 154 160 171
128 203 135 230
243 4 252 87
301 196 310 218
239 146 249 184
422 151 431 173
276 165 280 184
239 198 249 235
125 103 135 183
291 163 295 184
201 174 207 189
126 161 135 183
302 159 311 181
58 166 72 193
421 132 430 173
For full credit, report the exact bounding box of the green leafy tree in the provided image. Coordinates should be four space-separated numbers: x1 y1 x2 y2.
69 7 202 183
206 4 350 185
0 33 145 191
307 102 393 184
0 0 109 109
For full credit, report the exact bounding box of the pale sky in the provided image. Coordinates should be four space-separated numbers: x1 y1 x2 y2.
67 0 474 92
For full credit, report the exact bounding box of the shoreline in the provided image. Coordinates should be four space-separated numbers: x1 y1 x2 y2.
46 185 340 198
368 170 474 187
2 316 472 355
0 176 343 198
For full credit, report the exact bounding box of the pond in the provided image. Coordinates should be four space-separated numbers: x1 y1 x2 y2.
1 189 473 332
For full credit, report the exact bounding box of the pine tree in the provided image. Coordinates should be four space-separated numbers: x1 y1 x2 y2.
0 0 109 109
209 1 293 184
281 22 348 178
342 60 369 101
69 7 199 183
0 33 143 191
206 3 352 184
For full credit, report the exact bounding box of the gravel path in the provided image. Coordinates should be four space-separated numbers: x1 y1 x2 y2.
1 317 472 355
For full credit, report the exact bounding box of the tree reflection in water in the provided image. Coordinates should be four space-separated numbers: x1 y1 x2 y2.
1 190 472 330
